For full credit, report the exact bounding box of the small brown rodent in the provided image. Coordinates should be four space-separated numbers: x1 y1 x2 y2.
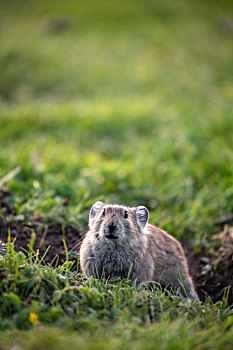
80 201 198 299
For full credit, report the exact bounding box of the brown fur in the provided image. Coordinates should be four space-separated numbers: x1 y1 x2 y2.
80 202 198 299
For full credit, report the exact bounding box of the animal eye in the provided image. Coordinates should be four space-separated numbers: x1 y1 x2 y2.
124 210 128 218
102 209 105 216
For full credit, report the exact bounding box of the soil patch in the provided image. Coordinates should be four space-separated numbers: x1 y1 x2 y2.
0 188 82 265
187 250 233 304
1 189 233 304
186 224 233 304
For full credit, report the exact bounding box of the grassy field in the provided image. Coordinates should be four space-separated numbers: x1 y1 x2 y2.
0 0 233 348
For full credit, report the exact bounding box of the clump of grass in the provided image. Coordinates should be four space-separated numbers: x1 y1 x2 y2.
0 240 230 324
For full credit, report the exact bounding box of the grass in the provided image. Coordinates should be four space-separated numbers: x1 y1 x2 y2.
0 0 233 348
0 245 233 349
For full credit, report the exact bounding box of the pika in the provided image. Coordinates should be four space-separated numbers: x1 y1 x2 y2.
80 201 198 299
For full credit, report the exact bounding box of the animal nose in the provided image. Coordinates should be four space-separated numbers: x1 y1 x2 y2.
104 222 118 238
108 222 117 233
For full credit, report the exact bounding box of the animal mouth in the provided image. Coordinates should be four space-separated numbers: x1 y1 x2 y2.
105 234 118 240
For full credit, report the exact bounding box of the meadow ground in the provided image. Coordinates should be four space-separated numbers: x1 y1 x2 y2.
0 0 233 349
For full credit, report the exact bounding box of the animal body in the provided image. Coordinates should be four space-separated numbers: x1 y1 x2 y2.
80 201 198 299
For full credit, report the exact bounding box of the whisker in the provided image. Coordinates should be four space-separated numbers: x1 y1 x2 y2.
59 233 87 255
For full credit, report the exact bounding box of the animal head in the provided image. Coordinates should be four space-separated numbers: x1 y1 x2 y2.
88 201 149 243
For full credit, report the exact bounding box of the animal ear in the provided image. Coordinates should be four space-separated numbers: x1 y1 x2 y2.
136 206 149 229
89 201 104 227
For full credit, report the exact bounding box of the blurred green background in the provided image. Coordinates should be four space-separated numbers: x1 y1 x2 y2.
0 1 233 349
0 0 232 240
